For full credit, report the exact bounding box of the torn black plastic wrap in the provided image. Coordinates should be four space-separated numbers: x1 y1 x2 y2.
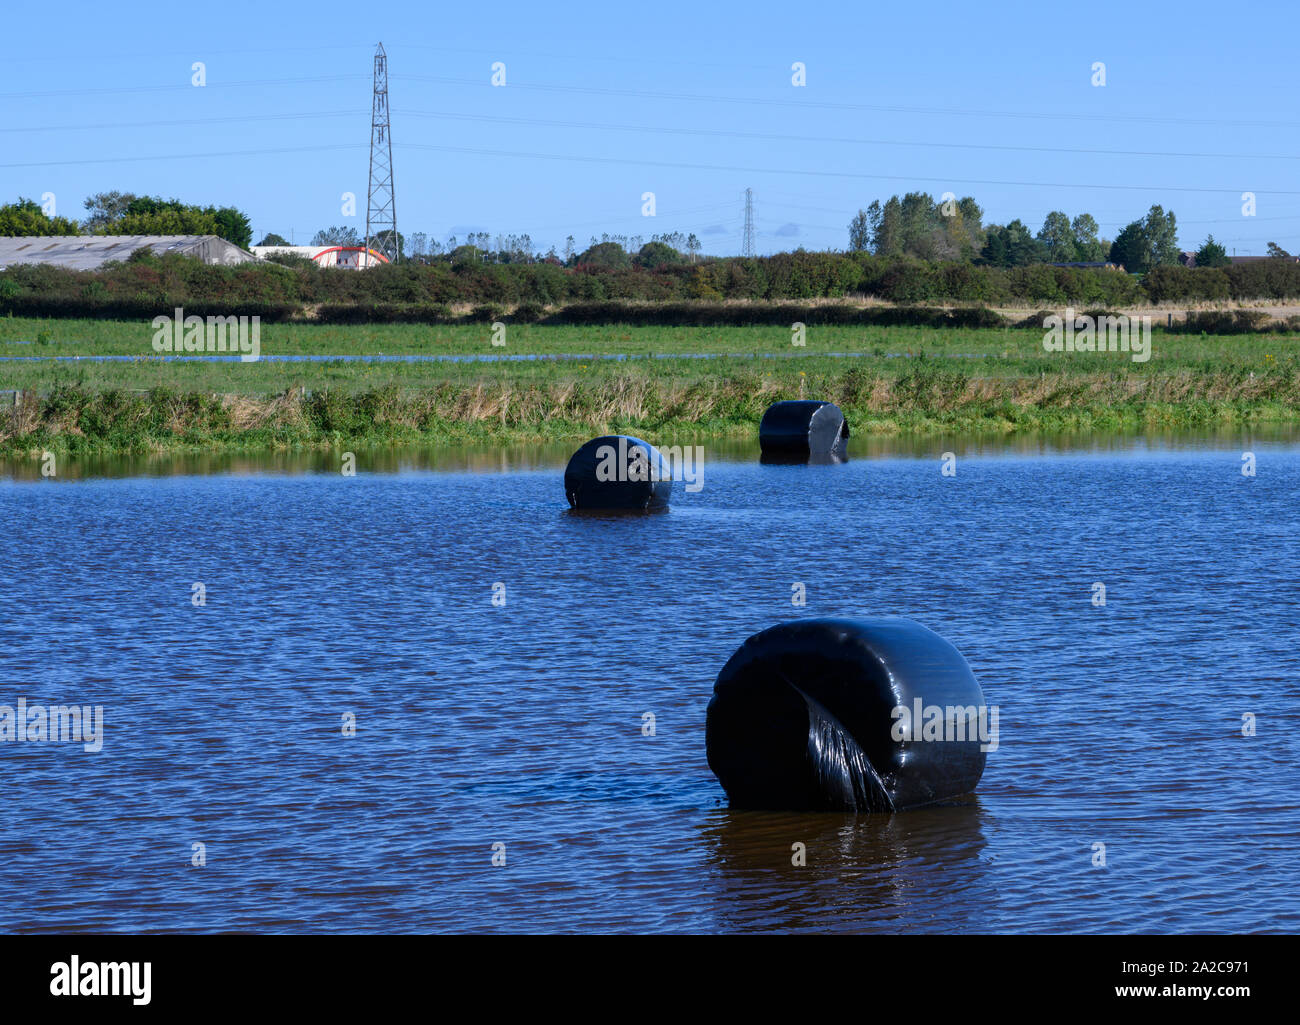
705 618 988 813
758 400 849 463
564 435 674 512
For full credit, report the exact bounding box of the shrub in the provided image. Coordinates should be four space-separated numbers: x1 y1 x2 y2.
511 301 546 323
468 302 506 323
1176 309 1271 334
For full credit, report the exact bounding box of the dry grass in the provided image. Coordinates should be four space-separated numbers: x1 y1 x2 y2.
4 363 1297 454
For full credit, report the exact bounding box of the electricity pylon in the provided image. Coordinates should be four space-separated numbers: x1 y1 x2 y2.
365 43 399 263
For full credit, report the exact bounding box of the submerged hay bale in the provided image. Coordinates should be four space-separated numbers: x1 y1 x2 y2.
563 435 673 512
758 400 849 463
706 618 990 813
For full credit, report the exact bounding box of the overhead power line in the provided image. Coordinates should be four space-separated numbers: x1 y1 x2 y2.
9 137 1299 200
398 141 1300 196
7 69 1292 131
0 43 370 65
8 105 1300 174
0 75 366 101
0 111 363 134
0 144 363 170
11 105 1300 169
398 109 1300 164
393 73 1300 131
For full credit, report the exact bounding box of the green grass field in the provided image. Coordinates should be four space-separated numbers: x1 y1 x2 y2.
1 316 1297 454
3 315 1298 369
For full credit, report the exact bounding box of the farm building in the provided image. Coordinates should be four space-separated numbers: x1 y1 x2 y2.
251 245 389 269
0 235 256 270
1048 261 1125 270
1180 251 1300 268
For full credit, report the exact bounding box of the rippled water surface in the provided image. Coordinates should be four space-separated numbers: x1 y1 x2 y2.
2 432 1298 933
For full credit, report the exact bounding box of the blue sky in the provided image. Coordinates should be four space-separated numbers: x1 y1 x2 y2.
3 0 1297 256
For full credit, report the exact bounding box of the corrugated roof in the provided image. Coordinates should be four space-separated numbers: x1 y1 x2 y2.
0 235 256 270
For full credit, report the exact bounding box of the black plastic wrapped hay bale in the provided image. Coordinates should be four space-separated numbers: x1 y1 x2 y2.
563 435 674 512
706 618 989 813
758 400 849 462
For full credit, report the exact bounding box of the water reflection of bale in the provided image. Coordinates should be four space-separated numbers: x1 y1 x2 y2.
758 400 849 463
700 801 989 932
758 450 849 466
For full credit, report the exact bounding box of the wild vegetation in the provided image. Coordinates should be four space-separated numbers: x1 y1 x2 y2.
6 247 1300 324
2 317 1296 455
4 189 1298 314
5 366 1295 457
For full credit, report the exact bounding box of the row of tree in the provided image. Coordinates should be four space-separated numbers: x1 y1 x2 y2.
842 193 1292 275
845 193 1191 272
0 193 253 249
289 200 1277 276
4 190 1294 276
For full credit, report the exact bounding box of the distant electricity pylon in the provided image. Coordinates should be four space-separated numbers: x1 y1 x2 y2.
365 42 399 263
741 187 755 258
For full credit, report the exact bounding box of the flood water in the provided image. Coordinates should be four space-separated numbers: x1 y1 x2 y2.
2 429 1298 933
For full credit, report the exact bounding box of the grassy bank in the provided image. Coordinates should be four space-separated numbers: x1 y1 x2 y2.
1 317 1297 455
5 367 1298 457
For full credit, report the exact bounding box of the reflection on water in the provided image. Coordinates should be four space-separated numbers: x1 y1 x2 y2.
702 801 989 933
2 427 1299 933
4 423 1298 481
